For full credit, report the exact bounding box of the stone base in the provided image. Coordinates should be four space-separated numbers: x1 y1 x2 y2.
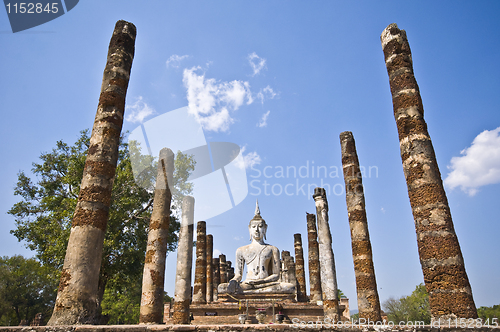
164 301 350 325
217 292 296 303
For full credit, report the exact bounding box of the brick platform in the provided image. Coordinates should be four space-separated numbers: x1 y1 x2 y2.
164 299 350 325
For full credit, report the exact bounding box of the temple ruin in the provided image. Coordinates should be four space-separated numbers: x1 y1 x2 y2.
40 20 480 330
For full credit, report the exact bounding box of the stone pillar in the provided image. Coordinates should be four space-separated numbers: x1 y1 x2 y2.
281 251 297 287
381 23 477 321
293 234 308 302
228 267 235 281
172 196 195 324
306 213 322 302
226 261 234 281
212 257 220 301
280 251 290 282
139 148 174 324
206 234 213 303
47 20 136 326
192 221 207 304
219 254 227 284
313 188 340 321
340 132 382 322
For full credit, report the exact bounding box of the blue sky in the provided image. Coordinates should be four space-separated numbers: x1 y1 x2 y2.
1 1 500 311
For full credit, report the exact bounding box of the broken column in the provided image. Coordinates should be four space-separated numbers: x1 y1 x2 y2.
226 261 234 281
206 234 213 303
340 132 382 322
381 23 477 321
139 148 174 324
293 234 308 302
306 213 322 302
192 221 207 304
48 20 136 326
219 254 227 284
313 188 340 322
212 257 220 301
281 251 297 287
172 196 195 324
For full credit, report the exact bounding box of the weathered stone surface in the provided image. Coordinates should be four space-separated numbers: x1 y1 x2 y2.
313 188 340 321
212 257 220 301
192 221 207 304
48 20 136 326
140 148 174 324
281 251 297 289
219 254 227 284
340 131 382 322
293 233 307 302
172 196 195 324
381 23 477 321
218 203 295 296
306 213 322 302
206 234 213 302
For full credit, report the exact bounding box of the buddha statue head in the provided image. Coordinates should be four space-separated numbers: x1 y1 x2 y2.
249 200 267 241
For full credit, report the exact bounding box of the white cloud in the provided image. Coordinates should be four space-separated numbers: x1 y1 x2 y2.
235 146 261 170
444 127 500 196
166 54 189 68
248 52 266 76
182 66 253 132
125 96 156 123
257 85 277 104
257 110 271 128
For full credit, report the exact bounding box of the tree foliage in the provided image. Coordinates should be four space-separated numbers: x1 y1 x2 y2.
8 130 195 322
0 256 58 326
383 283 430 324
477 304 500 321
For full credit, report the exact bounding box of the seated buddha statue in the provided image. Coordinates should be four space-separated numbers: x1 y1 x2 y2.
218 201 295 295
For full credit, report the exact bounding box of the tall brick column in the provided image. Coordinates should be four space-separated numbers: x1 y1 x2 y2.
313 188 340 322
294 234 308 302
381 23 477 321
48 20 136 326
340 132 382 322
192 221 207 303
306 213 322 302
139 148 174 324
172 196 195 324
212 257 220 301
206 234 213 302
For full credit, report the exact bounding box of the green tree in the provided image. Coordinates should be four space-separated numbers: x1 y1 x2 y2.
8 130 194 322
0 256 58 326
477 304 500 321
383 283 430 324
